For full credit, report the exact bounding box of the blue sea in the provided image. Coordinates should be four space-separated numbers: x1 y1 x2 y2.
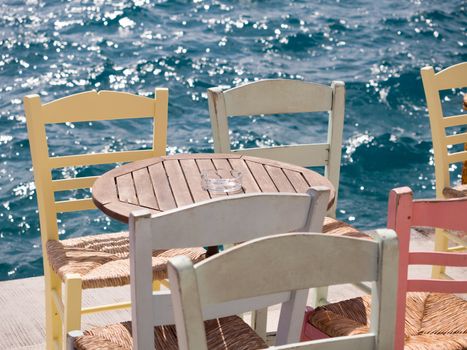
0 0 465 281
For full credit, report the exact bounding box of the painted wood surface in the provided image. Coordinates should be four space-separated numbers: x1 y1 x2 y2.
207 79 345 218
23 88 168 350
420 63 467 278
129 188 330 350
167 230 398 350
92 153 336 223
387 186 467 350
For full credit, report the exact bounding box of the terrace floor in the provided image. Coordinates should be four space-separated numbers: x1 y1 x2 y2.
1 229 465 349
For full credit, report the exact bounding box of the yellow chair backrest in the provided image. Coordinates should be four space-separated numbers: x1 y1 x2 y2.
421 63 467 197
24 89 168 250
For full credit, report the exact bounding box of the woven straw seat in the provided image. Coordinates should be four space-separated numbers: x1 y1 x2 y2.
443 184 467 199
309 292 467 350
46 232 206 289
74 315 267 350
322 217 369 239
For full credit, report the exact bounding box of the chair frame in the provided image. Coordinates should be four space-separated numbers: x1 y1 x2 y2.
387 187 467 349
127 188 329 350
168 229 398 350
301 187 467 349
208 79 345 217
24 89 168 350
421 63 467 278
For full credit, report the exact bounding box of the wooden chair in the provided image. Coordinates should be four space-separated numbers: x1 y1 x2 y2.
421 63 467 279
68 187 331 349
168 230 398 350
301 187 467 349
208 79 367 309
25 90 205 350
208 79 344 217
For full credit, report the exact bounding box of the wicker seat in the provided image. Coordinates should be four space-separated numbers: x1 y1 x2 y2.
46 232 206 289
322 217 369 239
74 315 267 349
308 292 467 350
443 184 467 199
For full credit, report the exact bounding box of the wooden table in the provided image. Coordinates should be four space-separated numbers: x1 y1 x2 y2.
92 153 335 254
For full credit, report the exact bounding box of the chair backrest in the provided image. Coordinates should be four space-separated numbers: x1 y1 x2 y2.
387 187 467 350
168 230 398 350
24 89 168 250
421 63 467 197
208 79 345 216
129 187 330 350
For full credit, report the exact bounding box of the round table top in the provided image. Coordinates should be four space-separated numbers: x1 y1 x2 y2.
92 153 335 223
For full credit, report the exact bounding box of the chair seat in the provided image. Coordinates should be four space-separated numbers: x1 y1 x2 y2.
309 292 467 350
47 232 206 289
443 184 467 199
74 315 268 350
322 217 370 239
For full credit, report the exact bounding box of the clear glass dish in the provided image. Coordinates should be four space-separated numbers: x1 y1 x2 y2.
201 169 243 194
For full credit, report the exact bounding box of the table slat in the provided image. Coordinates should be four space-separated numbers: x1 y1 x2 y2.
179 159 210 202
148 162 177 211
133 168 159 209
164 159 194 206
283 168 310 192
116 173 138 205
245 160 278 192
264 165 296 192
228 158 261 193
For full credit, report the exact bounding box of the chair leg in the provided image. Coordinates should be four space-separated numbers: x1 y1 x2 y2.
251 308 268 340
432 228 449 278
45 267 63 350
310 287 328 308
63 274 82 350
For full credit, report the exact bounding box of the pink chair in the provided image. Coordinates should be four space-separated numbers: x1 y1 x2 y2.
301 187 467 349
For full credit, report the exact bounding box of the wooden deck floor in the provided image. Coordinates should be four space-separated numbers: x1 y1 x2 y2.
0 230 465 349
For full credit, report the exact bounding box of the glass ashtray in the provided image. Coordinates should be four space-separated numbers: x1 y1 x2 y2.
201 169 243 194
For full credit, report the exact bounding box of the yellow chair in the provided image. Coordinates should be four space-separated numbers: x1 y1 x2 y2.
421 62 467 279
24 89 203 350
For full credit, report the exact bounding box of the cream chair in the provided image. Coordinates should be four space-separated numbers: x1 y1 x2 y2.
168 230 398 350
208 79 345 217
421 63 467 279
208 79 366 311
67 187 330 349
24 89 205 350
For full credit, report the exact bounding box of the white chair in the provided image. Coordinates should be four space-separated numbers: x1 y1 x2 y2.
168 230 399 350
68 187 330 349
208 79 366 310
208 79 345 217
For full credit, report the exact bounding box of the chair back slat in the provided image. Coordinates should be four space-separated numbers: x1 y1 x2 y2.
432 62 467 90
194 234 379 305
41 90 156 123
221 79 333 116
24 89 168 245
442 113 467 127
407 280 467 294
142 190 330 250
208 79 345 217
168 230 398 350
230 144 329 167
387 186 467 350
411 196 467 231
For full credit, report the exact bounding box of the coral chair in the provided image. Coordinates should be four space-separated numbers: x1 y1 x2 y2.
208 80 368 310
24 90 205 350
421 63 467 279
167 230 398 350
301 187 467 350
67 187 331 349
